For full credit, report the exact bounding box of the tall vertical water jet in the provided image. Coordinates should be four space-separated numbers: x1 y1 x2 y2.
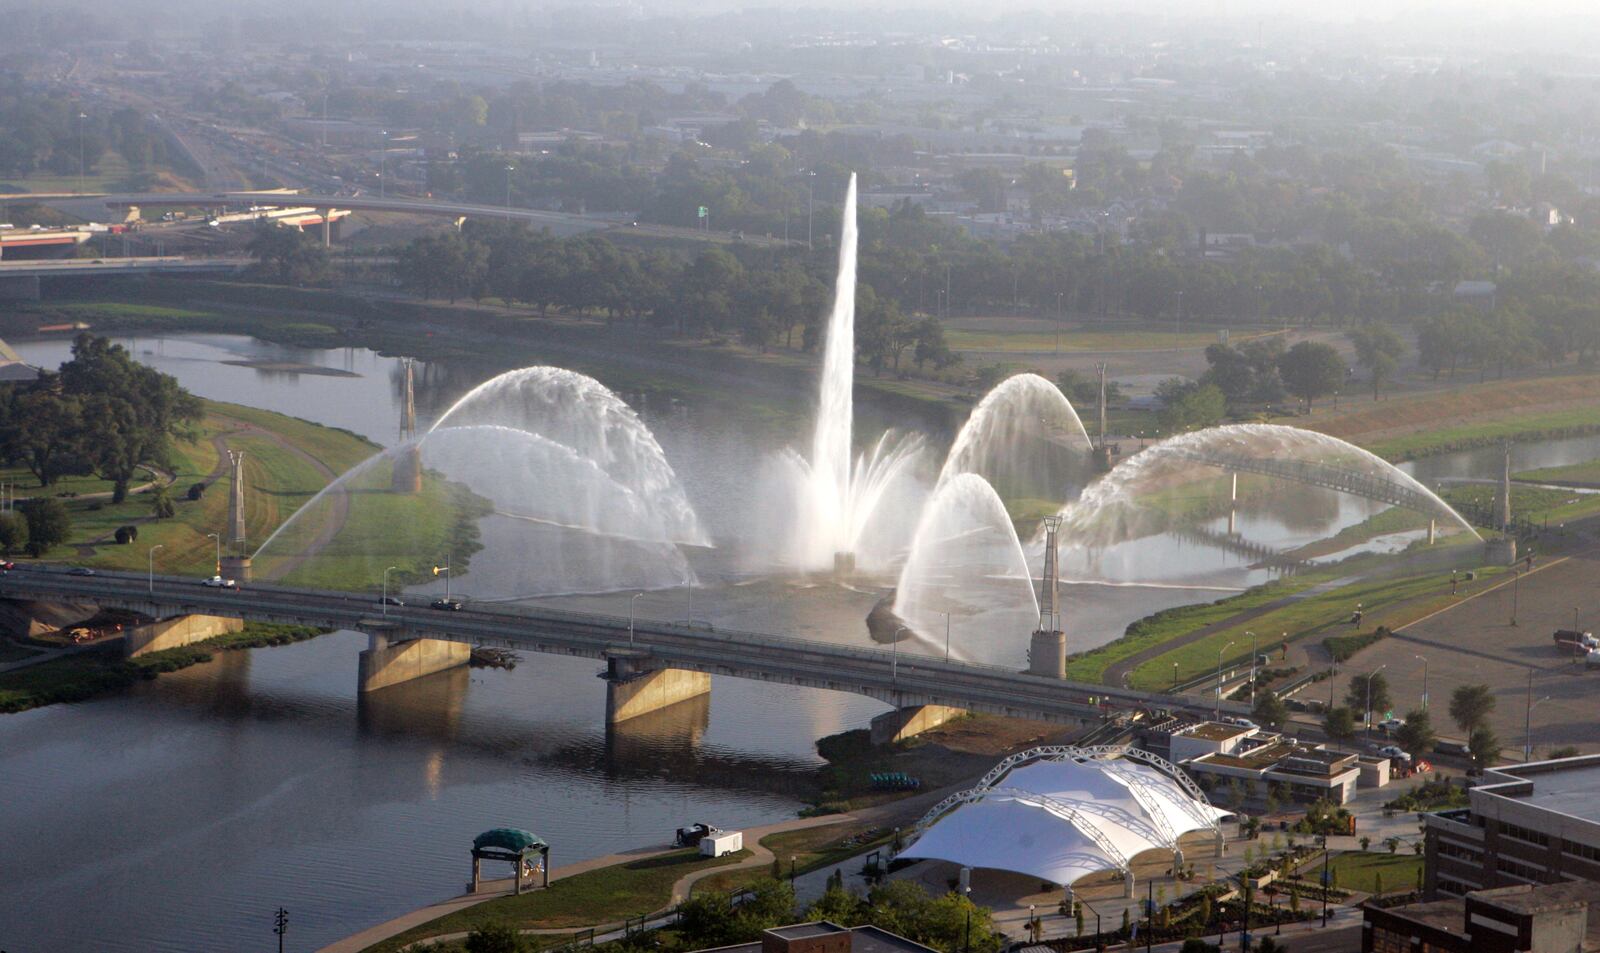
776 172 926 574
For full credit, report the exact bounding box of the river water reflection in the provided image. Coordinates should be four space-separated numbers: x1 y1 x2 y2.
4 334 1596 951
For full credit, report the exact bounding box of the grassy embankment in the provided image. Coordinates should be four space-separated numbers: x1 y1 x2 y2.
1516 459 1600 486
1312 375 1600 461
1440 481 1600 528
944 328 1226 353
0 622 324 713
359 849 752 953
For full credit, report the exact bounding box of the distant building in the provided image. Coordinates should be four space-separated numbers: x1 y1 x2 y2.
696 922 937 953
1363 880 1600 953
1424 755 1600 899
1453 280 1498 311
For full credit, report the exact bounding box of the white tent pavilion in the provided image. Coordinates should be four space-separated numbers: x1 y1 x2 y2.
899 746 1229 896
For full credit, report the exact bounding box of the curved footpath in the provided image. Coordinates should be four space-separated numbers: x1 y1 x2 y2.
320 773 982 953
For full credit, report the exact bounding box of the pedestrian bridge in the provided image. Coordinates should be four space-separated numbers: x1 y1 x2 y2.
1166 446 1453 518
0 569 1235 732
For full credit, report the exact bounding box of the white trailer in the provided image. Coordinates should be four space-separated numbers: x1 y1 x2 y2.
699 831 743 857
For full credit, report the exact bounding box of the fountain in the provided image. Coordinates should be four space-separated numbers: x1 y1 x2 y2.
1044 423 1479 553
773 173 926 574
891 473 1039 663
255 370 704 597
937 372 1095 511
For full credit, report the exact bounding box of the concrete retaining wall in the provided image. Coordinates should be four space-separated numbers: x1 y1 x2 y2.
124 614 244 657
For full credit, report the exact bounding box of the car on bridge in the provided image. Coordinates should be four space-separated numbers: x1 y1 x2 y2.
0 561 13 573
381 595 405 608
67 567 96 576
202 575 239 589
431 597 463 611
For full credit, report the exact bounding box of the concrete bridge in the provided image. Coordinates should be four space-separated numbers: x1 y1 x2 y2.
0 568 1236 737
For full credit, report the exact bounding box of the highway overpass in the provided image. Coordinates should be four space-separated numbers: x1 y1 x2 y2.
1 190 793 247
0 256 247 277
0 567 1233 729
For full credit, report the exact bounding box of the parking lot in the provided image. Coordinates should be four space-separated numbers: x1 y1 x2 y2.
1341 546 1600 759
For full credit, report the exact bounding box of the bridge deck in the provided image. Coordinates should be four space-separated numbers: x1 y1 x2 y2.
0 569 1236 726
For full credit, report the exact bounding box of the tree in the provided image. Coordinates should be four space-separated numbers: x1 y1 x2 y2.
0 511 27 556
247 221 328 285
1253 691 1289 730
1395 710 1436 760
1154 379 1226 432
58 335 203 503
464 922 525 953
22 498 70 557
1345 672 1392 725
1348 324 1405 400
149 485 175 519
806 884 861 925
1468 726 1501 770
1277 341 1346 411
1324 706 1357 749
1449 684 1496 735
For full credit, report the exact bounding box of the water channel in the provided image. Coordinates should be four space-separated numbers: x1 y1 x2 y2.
3 333 1594 952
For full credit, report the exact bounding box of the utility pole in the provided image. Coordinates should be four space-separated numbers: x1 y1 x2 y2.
274 907 289 953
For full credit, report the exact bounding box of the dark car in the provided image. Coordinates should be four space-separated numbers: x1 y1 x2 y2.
381 595 405 607
68 567 97 576
430 598 463 611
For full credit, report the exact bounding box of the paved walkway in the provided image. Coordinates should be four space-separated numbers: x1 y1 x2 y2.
316 814 852 953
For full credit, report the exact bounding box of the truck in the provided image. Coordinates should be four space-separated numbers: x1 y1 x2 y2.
1553 629 1597 651
699 830 742 857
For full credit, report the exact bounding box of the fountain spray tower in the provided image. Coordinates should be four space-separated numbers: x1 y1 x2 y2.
1028 515 1066 678
392 357 423 494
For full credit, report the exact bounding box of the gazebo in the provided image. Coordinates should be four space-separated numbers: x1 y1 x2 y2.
470 828 550 895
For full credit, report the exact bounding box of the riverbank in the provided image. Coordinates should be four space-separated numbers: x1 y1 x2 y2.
0 621 327 713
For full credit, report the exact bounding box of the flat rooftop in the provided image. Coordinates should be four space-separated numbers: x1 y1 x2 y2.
1182 722 1250 742
1487 760 1600 825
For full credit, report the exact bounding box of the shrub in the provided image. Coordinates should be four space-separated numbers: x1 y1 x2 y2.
114 525 139 545
187 482 206 501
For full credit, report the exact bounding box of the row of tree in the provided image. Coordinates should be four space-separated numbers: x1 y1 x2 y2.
1248 677 1507 767
0 335 202 501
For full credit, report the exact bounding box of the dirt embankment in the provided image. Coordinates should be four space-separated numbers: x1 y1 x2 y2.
1306 375 1600 446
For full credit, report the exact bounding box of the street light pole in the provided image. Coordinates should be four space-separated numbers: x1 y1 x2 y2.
77 112 88 193
1415 654 1429 711
148 544 164 595
943 611 951 662
1525 669 1550 761
1365 664 1387 739
1246 630 1257 705
629 592 642 647
504 164 515 219
1319 835 1330 926
1216 640 1235 720
383 565 398 618
379 130 388 198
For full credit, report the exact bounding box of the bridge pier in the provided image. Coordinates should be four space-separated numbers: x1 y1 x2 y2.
870 704 968 745
358 629 471 693
125 614 244 658
1029 629 1066 679
602 647 710 724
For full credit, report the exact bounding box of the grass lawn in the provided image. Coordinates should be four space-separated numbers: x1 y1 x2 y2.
693 822 891 895
1441 483 1600 527
946 328 1224 352
0 152 136 194
360 849 751 953
1517 458 1600 487
1063 578 1313 684
0 466 126 500
1327 851 1422 895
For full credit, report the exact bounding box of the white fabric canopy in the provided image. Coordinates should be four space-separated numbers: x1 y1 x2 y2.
900 753 1228 886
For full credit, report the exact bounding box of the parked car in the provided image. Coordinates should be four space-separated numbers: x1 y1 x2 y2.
430 597 463 611
1222 716 1258 730
1434 739 1471 757
202 575 239 589
1377 718 1405 735
1377 745 1412 762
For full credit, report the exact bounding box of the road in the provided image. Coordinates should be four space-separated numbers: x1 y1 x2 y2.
0 256 246 277
0 189 796 247
0 566 1248 727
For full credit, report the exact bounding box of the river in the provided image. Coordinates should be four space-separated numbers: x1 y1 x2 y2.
3 333 1595 952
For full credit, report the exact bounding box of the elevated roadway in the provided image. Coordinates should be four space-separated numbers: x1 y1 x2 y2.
0 256 247 278
0 567 1232 726
1 190 792 247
